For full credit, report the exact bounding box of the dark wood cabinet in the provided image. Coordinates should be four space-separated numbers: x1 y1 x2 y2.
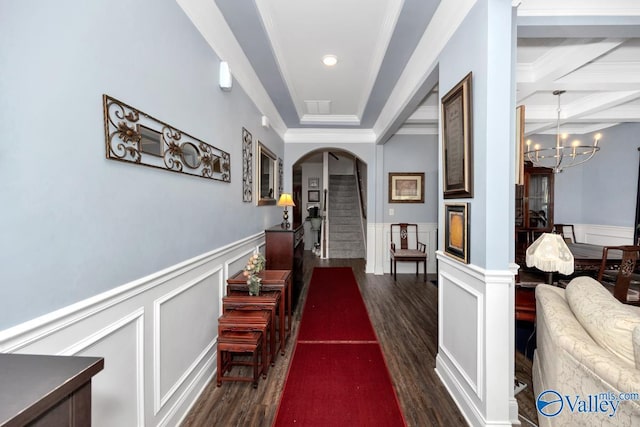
265 224 304 310
0 353 104 427
516 163 554 263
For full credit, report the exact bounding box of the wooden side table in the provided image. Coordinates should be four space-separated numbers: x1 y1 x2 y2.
218 310 271 377
227 270 292 355
222 293 281 363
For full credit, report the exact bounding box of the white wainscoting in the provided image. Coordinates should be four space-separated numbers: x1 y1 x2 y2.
435 252 517 427
0 232 265 427
574 224 634 246
367 222 438 274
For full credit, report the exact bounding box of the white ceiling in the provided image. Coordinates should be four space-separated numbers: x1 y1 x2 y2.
177 0 640 142
255 0 405 126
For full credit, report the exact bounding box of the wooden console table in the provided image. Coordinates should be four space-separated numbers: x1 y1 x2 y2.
227 270 292 355
264 224 303 310
0 353 104 426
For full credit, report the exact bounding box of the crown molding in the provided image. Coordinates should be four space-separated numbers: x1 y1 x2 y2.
517 1 640 17
284 128 376 144
395 125 439 135
299 114 361 126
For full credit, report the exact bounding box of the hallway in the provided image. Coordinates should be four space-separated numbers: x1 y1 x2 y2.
181 252 467 426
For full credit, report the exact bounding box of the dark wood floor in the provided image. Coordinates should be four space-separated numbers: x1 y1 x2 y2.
181 252 537 426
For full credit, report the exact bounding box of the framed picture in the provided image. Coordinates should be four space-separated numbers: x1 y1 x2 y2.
308 190 320 202
441 72 473 198
444 203 469 263
388 172 424 203
308 177 320 188
515 105 525 185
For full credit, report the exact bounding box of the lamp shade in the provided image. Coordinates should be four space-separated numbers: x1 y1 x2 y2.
526 233 574 275
277 193 295 207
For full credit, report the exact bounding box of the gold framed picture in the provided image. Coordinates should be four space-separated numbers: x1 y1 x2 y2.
444 203 469 263
388 172 424 203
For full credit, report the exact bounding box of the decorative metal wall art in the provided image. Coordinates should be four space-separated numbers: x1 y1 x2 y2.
103 94 230 182
278 157 283 199
242 127 253 202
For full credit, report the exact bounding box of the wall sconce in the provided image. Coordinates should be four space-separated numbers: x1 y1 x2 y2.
261 115 270 128
277 193 296 229
219 61 232 91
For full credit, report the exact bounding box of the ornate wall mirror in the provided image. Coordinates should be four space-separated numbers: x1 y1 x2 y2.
257 142 277 206
103 94 230 182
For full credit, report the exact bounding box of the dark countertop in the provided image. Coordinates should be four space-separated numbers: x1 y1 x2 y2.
0 353 104 426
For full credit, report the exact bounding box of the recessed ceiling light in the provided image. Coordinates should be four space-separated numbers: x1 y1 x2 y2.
322 55 338 67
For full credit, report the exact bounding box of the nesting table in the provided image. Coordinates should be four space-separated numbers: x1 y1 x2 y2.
226 270 292 355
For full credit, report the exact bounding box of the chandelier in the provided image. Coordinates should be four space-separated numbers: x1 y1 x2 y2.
524 90 601 173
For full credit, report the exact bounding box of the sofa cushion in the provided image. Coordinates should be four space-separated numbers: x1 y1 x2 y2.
565 276 640 367
634 325 640 370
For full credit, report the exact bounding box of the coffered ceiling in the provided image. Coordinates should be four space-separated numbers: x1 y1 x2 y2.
177 0 640 142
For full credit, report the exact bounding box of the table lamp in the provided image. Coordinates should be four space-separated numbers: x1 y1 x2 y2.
277 193 295 229
526 233 574 284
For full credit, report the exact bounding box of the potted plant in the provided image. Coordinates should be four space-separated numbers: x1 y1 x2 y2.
243 252 266 295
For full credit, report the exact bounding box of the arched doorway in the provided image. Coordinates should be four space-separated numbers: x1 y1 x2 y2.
292 149 368 260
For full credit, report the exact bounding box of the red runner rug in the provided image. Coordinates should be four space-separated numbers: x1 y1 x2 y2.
296 266 377 342
273 267 406 426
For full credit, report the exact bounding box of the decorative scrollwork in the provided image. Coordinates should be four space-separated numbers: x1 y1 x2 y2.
278 157 283 198
103 94 231 182
242 127 253 202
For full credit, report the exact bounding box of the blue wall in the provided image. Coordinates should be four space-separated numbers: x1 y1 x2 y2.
383 134 438 223
536 123 640 227
0 0 282 328
438 0 514 268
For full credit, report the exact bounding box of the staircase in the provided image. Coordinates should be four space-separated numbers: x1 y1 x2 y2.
328 175 366 259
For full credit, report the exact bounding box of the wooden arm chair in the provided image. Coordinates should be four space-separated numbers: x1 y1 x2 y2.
596 245 640 306
553 224 576 244
389 223 427 282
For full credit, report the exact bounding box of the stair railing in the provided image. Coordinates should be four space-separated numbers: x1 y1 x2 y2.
354 160 367 252
355 159 366 220
322 188 328 258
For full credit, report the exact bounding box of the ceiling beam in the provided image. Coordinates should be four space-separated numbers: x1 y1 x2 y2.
517 38 626 102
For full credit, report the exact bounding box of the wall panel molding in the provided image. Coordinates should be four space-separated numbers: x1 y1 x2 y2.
0 232 264 427
153 266 222 414
576 223 634 245
438 270 483 397
435 252 516 426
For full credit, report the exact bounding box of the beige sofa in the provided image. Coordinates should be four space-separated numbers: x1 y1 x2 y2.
533 277 640 426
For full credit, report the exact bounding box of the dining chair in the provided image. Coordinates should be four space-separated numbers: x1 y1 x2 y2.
389 223 427 282
553 224 577 244
596 245 640 305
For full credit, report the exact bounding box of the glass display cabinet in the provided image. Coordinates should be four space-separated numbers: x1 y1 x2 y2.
516 163 554 261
